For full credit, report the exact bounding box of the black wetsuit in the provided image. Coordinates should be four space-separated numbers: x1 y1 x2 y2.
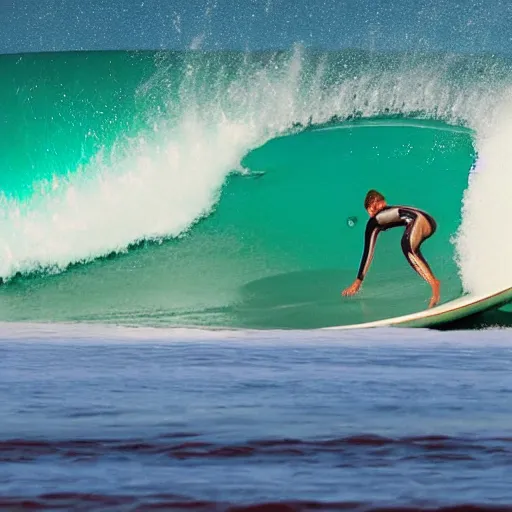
357 206 437 282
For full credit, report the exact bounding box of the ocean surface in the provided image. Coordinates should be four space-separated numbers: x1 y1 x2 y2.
1 325 512 511
2 45 512 510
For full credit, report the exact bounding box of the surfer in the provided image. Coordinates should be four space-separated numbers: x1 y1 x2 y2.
342 189 441 308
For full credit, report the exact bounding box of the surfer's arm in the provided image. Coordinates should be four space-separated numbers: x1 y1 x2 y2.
356 218 380 281
342 218 380 296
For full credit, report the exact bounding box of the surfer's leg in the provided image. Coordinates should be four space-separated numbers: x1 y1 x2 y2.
401 216 440 308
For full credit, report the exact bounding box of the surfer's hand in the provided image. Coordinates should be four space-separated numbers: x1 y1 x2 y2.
342 279 362 297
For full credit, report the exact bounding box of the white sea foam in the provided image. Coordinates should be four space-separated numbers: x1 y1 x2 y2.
454 87 512 294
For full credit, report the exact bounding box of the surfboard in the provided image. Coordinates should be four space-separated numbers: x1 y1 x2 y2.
325 286 512 330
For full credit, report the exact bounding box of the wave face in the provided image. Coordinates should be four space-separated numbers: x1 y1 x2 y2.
0 48 510 328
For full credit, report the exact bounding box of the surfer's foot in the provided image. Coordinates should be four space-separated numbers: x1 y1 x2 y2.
342 279 362 297
428 279 441 308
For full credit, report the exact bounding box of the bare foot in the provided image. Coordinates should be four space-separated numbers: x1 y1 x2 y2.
428 279 441 308
342 279 362 297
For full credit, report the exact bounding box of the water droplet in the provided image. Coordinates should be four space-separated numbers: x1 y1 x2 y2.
347 216 358 228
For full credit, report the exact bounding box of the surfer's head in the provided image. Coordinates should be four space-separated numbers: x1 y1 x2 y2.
364 189 386 217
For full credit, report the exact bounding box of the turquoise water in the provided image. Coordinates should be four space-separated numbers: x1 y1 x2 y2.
0 49 510 328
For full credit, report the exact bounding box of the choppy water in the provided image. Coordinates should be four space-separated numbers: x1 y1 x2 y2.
1 325 512 510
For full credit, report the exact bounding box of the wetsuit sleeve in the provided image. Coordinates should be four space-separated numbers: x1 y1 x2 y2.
356 217 380 281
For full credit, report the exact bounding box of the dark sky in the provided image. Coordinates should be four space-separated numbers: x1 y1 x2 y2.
0 0 510 55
